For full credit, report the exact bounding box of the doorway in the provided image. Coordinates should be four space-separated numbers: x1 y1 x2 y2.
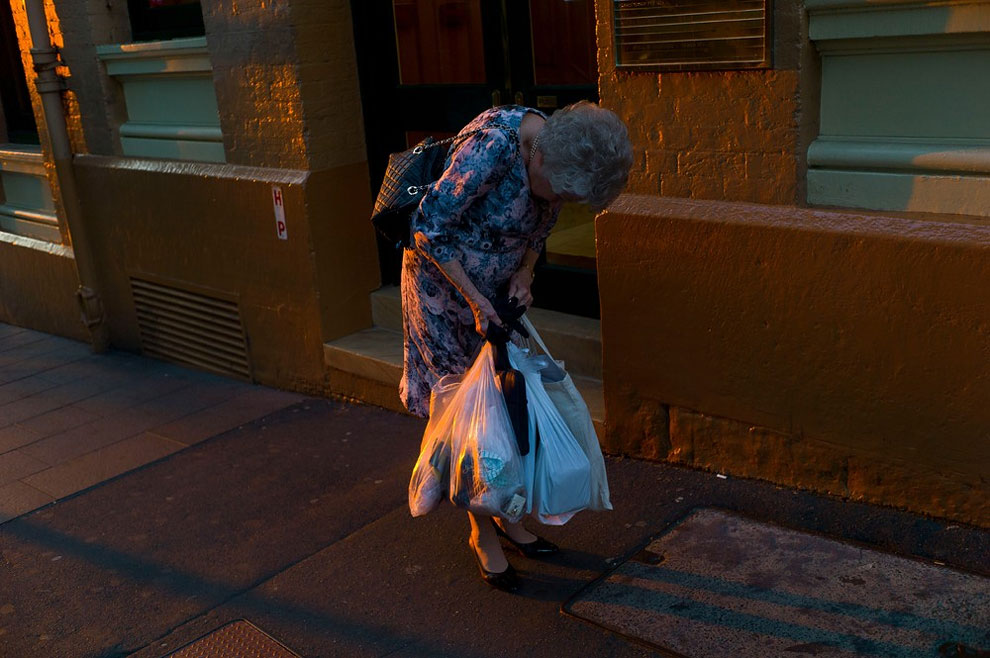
351 0 602 318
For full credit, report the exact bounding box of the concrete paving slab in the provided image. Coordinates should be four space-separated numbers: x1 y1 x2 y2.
0 373 61 405
13 403 101 439
0 392 66 428
0 329 50 353
0 423 41 453
0 337 87 372
16 378 255 465
19 408 177 466
0 371 127 428
22 433 187 499
0 480 53 522
67 372 195 417
0 449 48 486
7 352 103 386
149 387 306 446
565 508 990 658
0 324 26 339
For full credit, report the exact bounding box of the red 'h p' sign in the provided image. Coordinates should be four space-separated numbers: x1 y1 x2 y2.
272 185 288 240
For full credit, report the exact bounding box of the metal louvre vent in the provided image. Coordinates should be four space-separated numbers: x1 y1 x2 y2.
614 0 771 71
131 277 251 380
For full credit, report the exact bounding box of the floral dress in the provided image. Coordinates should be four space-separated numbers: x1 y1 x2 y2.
400 105 559 417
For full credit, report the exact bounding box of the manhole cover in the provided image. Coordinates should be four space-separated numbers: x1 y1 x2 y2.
166 620 300 658
564 508 990 657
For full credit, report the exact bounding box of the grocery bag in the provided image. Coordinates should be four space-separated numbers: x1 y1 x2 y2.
407 373 461 517
520 314 612 511
408 342 527 521
507 342 591 525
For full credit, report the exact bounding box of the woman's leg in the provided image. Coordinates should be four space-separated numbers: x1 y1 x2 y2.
467 511 509 572
492 517 537 544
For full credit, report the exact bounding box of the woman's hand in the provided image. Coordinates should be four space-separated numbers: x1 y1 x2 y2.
469 295 502 337
507 266 535 309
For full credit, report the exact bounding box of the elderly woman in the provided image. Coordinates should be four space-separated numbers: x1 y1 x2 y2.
401 101 633 592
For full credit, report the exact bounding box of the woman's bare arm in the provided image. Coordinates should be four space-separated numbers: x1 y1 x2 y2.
507 248 539 308
436 258 502 336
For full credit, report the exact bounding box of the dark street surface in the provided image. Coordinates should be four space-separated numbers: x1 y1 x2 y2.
1 395 988 657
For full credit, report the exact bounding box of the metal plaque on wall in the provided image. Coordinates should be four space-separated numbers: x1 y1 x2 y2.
614 0 772 71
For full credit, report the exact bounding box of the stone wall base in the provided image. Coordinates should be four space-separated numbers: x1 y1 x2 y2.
604 406 987 528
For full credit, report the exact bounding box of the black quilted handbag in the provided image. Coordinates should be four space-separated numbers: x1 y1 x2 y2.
370 122 513 250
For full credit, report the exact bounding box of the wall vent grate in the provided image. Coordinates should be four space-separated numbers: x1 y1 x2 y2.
614 0 771 71
131 277 251 381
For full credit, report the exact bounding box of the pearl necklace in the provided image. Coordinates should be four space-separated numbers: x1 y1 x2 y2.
529 129 543 165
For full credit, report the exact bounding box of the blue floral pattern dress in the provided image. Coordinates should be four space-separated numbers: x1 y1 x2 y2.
400 105 559 417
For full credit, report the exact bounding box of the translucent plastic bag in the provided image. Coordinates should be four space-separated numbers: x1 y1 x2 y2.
407 373 461 517
507 342 591 525
408 342 527 521
520 315 612 512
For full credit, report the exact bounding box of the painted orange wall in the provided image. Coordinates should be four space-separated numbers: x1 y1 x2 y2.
597 196 989 526
71 156 378 394
593 1 987 526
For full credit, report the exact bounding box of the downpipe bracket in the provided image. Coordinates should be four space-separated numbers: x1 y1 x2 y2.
30 46 68 92
77 286 109 352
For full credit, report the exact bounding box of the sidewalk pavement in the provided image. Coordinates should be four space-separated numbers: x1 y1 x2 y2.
0 323 987 657
0 323 304 522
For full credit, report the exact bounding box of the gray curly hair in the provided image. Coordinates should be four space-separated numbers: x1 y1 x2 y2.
539 101 634 211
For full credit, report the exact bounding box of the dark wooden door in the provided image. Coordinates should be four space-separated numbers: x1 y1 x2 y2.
351 0 601 317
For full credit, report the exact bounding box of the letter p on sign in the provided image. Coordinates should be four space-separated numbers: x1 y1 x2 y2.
272 185 288 240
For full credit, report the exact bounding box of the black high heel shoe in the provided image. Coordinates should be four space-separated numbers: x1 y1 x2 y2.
469 537 519 592
491 519 559 558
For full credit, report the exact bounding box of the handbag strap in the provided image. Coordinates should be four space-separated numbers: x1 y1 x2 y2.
418 120 516 154
405 120 517 198
520 314 554 360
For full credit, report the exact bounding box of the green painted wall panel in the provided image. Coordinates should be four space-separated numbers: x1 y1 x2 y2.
120 136 226 163
121 75 222 127
808 2 990 41
807 168 990 217
0 213 61 242
821 49 990 140
0 171 56 212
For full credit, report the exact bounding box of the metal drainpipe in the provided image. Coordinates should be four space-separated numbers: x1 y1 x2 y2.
23 0 109 352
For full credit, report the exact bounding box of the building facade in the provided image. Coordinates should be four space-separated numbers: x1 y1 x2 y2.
0 0 986 526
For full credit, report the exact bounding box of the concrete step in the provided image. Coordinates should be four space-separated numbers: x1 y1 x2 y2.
370 285 602 379
324 323 605 439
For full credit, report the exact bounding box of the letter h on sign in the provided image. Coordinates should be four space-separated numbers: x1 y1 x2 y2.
272 185 288 240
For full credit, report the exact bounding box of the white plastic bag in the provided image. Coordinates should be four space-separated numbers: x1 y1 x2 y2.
520 315 612 512
507 342 591 525
408 342 527 521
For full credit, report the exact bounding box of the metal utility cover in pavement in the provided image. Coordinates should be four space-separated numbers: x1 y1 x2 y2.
166 620 300 658
564 508 990 657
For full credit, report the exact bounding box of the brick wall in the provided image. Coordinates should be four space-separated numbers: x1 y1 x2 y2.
202 0 366 171
596 0 815 206
53 0 130 156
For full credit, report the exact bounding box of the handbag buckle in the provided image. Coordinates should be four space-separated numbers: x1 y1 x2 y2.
407 185 420 195
412 145 424 155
